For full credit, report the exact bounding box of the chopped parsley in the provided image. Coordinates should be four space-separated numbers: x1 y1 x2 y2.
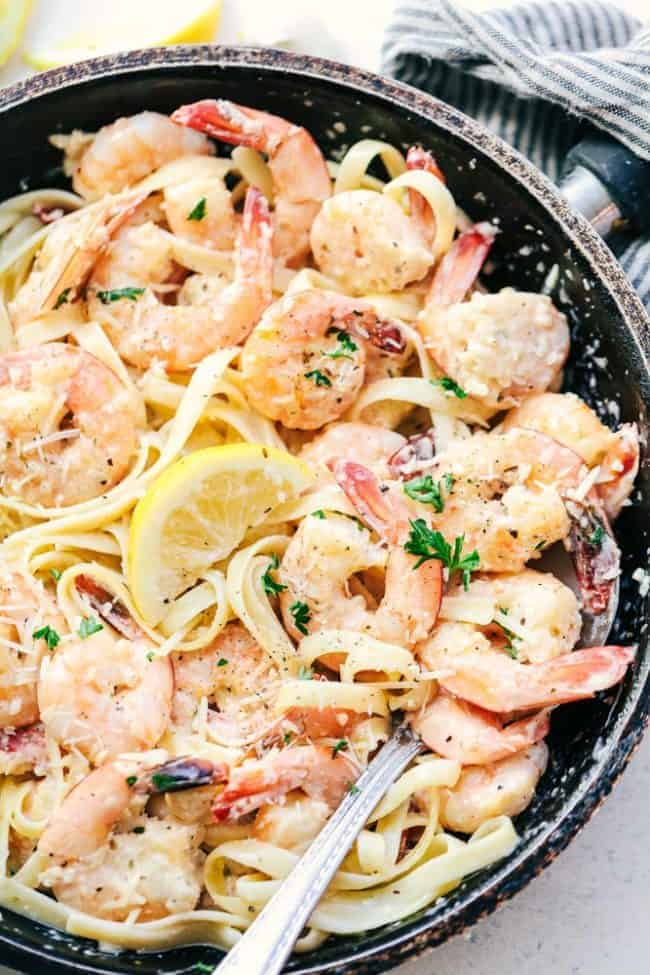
261 553 287 597
217 657 228 667
146 651 155 662
283 731 293 745
404 520 480 589
332 739 348 757
151 771 181 792
534 539 547 550
589 523 605 547
33 625 60 651
304 369 332 388
403 473 454 513
187 196 207 221
133 825 145 834
347 783 360 795
325 329 358 360
54 287 71 309
96 286 145 305
297 664 313 681
125 775 137 787
49 568 62 582
290 601 311 635
77 616 103 639
493 617 520 659
431 376 467 399
194 965 214 975
311 509 326 519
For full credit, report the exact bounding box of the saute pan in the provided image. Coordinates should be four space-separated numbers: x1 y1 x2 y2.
0 45 647 975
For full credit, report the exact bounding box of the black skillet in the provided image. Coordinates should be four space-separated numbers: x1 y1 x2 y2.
0 45 647 975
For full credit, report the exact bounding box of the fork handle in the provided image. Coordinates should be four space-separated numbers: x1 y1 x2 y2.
213 725 423 975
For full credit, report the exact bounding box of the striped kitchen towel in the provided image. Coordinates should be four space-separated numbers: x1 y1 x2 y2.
381 0 650 307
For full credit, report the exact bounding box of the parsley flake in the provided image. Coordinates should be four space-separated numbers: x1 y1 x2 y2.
49 568 62 582
297 664 313 680
54 287 71 309
96 286 145 305
283 731 293 745
217 658 228 667
403 473 455 513
431 376 467 399
126 775 137 787
194 965 213 975
493 617 520 659
589 524 605 547
290 601 311 635
325 329 358 360
332 739 348 757
261 553 287 597
77 616 103 639
404 520 480 589
133 825 145 834
187 196 207 221
347 783 360 795
33 625 60 651
311 509 326 519
304 369 332 388
146 651 155 662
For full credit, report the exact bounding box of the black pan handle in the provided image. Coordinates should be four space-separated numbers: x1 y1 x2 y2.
561 132 650 238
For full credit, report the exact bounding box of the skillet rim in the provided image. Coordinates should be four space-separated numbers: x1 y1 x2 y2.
0 44 647 975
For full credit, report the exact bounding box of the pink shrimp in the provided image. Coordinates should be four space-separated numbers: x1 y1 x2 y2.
419 638 635 713
412 690 550 766
211 744 358 822
406 146 446 249
172 99 331 267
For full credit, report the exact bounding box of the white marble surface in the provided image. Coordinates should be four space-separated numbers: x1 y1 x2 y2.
0 2 648 974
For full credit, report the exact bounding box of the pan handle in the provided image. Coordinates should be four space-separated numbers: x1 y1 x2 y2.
559 133 650 239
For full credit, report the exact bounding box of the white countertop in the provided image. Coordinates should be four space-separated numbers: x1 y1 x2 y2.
1 2 648 974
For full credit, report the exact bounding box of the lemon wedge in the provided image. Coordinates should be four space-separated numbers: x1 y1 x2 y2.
129 444 313 626
24 0 221 70
0 0 32 67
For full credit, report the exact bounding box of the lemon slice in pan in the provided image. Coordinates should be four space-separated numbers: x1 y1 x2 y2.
129 444 313 626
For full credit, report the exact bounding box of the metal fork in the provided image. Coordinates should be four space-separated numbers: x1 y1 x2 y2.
212 722 423 975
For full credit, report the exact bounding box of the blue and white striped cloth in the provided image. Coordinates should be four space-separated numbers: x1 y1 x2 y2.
381 0 650 307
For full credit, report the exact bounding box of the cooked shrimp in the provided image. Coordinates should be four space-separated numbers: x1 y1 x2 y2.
417 621 635 712
419 428 587 573
310 189 433 294
38 757 224 922
299 422 406 481
418 225 569 409
88 185 273 370
0 344 139 507
38 625 173 765
162 177 237 251
503 392 639 520
58 111 213 200
252 795 331 849
280 463 442 647
0 567 66 729
172 622 278 743
413 689 550 766
458 569 582 664
10 191 147 327
0 723 48 776
212 744 358 821
440 743 548 834
172 99 331 267
240 289 407 429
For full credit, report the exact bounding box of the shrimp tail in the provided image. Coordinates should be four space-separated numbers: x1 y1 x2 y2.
75 574 144 640
237 185 273 284
565 500 620 616
388 429 436 480
407 146 446 184
135 756 228 794
329 459 399 541
172 100 272 151
428 222 496 307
